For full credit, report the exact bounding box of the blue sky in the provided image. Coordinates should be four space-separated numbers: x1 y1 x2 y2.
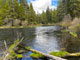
51 0 58 7
27 0 58 13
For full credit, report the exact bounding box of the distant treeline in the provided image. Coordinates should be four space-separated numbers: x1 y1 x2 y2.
0 0 57 26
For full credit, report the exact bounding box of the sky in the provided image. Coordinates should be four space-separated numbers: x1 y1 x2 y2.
27 0 58 13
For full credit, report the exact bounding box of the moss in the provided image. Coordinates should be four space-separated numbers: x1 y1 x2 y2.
61 30 68 33
50 51 70 57
30 53 44 58
18 50 26 53
26 46 31 50
69 32 78 38
61 30 78 38
16 54 23 58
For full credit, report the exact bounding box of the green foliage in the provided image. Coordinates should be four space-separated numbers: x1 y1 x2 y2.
18 3 25 20
16 54 23 58
58 0 80 20
8 39 20 51
61 30 68 33
46 7 52 23
50 51 69 57
28 3 36 24
30 53 44 58
56 1 65 22
13 0 20 18
69 32 78 38
51 9 57 22
3 38 24 60
61 30 78 38
0 0 60 26
18 50 26 53
67 0 80 18
40 11 47 24
26 46 31 50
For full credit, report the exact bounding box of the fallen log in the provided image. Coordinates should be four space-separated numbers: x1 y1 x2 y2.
20 46 67 60
29 48 67 60
20 46 80 59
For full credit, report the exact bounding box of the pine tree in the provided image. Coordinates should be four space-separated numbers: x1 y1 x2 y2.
19 0 27 9
40 11 47 24
25 0 29 13
4 0 16 26
56 0 65 22
18 3 25 20
28 3 36 24
0 0 5 25
67 0 80 19
46 7 52 23
13 0 20 18
51 9 57 22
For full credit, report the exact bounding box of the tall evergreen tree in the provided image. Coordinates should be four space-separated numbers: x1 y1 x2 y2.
0 0 5 25
67 0 80 19
46 7 52 23
28 3 36 24
25 0 29 13
18 3 25 20
51 9 57 22
40 11 47 24
56 0 65 22
13 0 20 18
4 0 17 26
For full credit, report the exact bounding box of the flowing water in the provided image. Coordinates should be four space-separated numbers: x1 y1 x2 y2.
0 26 80 60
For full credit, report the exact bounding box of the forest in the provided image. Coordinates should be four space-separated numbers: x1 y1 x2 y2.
0 0 80 29
0 0 57 26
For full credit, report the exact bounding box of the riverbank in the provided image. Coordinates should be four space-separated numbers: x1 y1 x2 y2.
0 25 40 29
0 23 57 29
55 18 80 32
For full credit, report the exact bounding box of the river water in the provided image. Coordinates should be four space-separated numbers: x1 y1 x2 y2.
0 26 80 60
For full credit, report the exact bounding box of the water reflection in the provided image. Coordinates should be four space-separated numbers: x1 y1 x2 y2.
33 26 60 53
21 26 61 60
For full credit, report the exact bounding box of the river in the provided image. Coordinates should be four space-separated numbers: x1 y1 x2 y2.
0 26 80 60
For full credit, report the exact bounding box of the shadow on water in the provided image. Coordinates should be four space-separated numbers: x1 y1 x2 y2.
0 26 80 60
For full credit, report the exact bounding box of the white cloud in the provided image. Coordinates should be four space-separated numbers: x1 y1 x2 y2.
31 0 57 14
